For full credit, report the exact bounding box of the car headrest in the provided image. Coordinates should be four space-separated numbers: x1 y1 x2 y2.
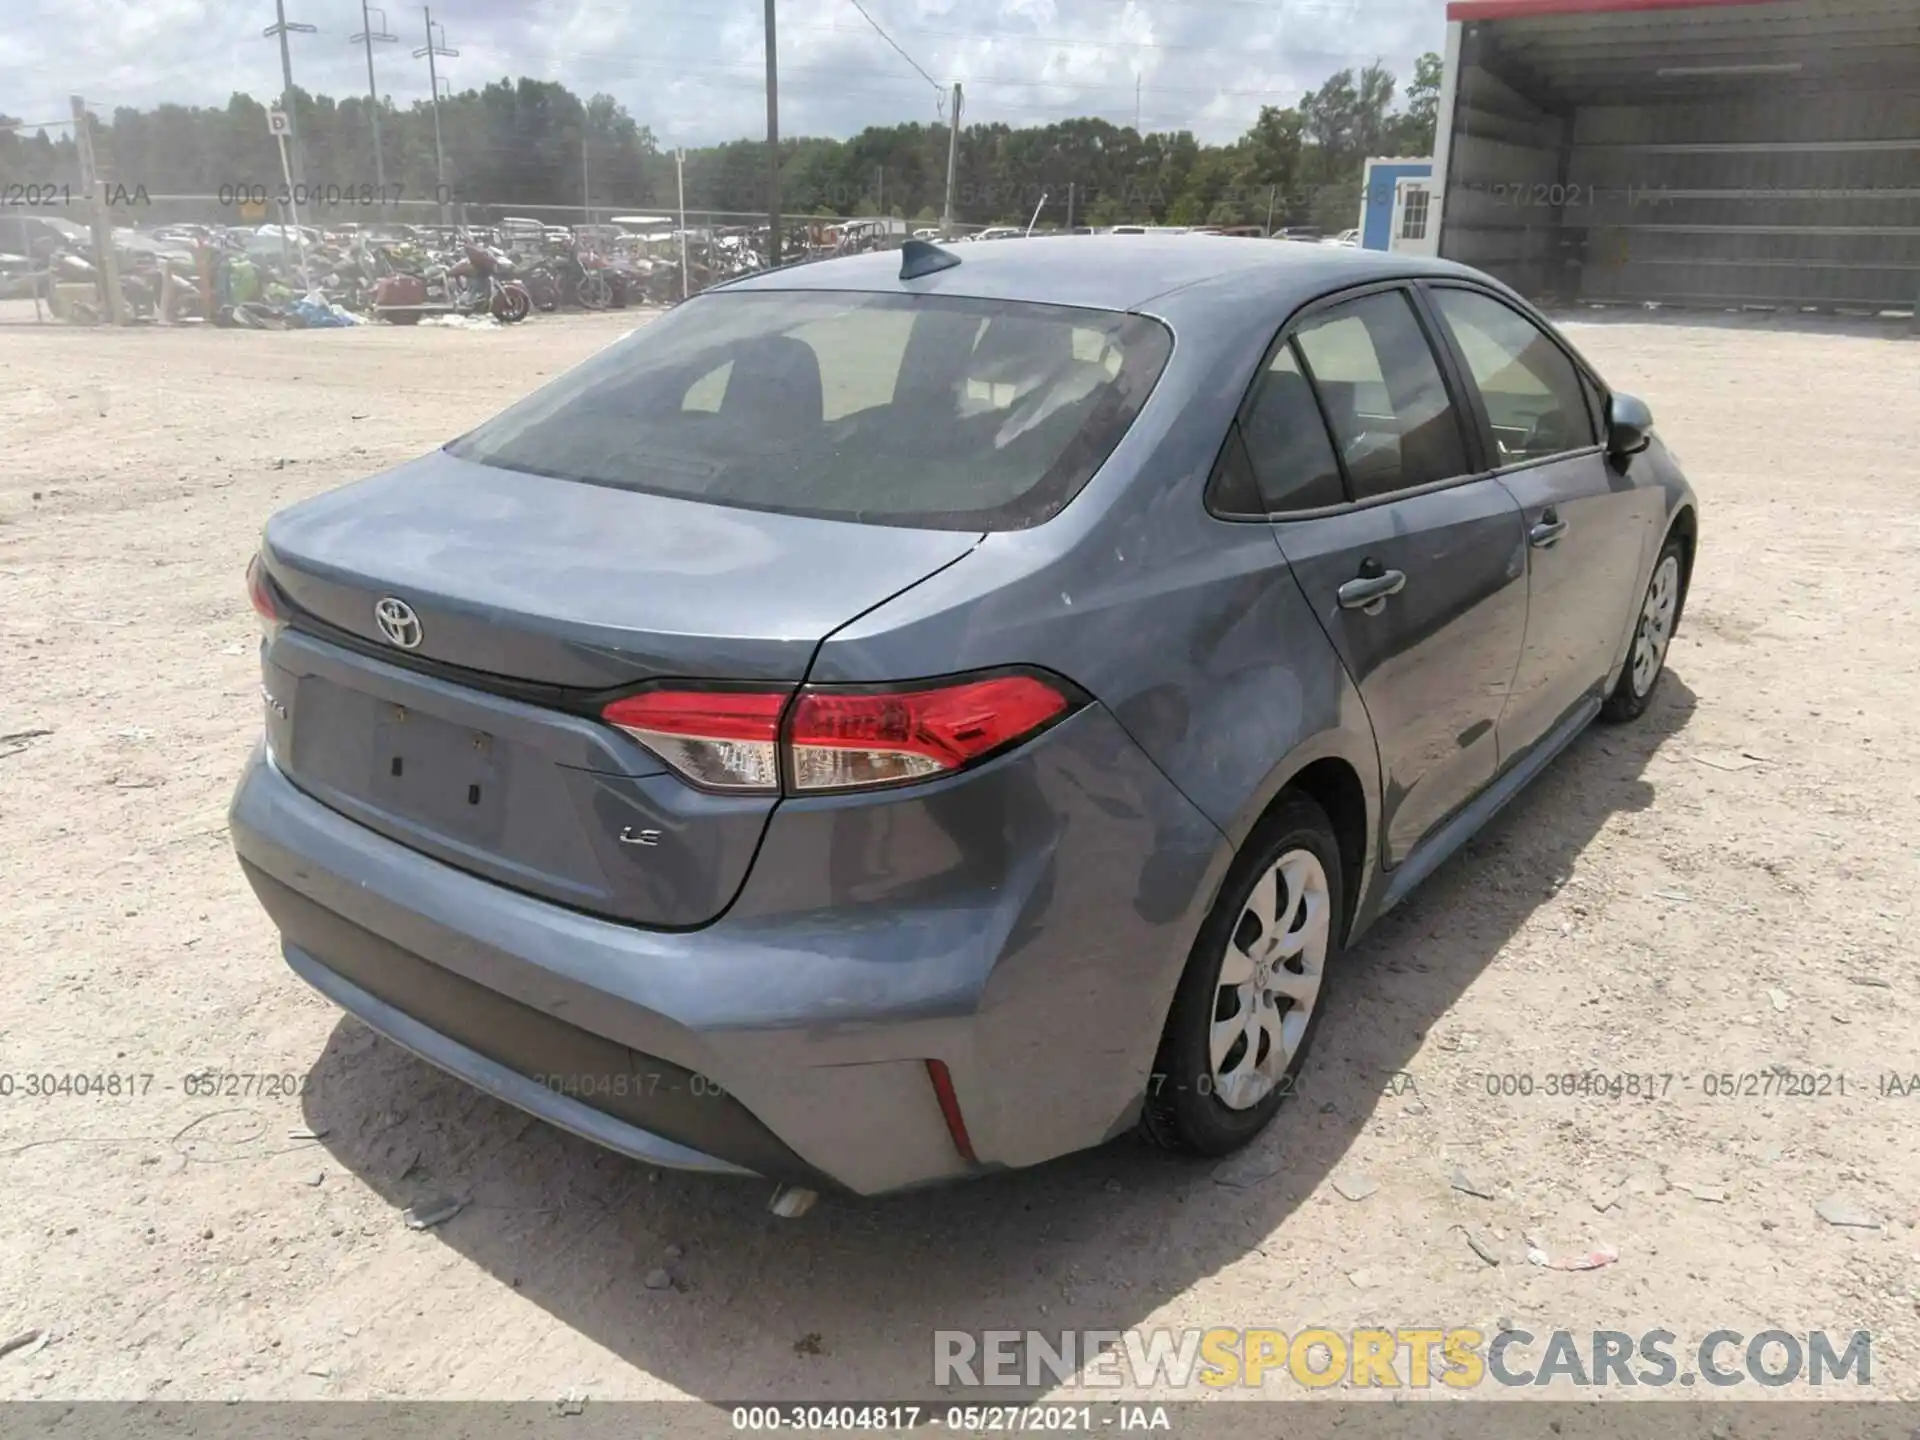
967 315 1075 386
720 335 823 432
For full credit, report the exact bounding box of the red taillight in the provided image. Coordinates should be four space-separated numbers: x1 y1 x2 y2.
599 672 1074 796
246 554 284 638
601 688 786 792
787 675 1069 793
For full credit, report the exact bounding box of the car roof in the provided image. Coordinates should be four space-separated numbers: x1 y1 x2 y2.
720 233 1482 313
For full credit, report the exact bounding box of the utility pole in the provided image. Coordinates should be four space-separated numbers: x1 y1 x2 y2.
1066 180 1075 230
764 0 781 266
941 81 962 238
581 107 591 224
350 2 397 212
262 0 317 189
71 95 125 326
414 8 458 224
676 147 689 300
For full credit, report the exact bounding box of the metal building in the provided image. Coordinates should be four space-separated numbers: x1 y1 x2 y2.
1430 0 1920 312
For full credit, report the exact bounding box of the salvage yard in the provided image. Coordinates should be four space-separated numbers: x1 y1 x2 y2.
1 303 1917 1402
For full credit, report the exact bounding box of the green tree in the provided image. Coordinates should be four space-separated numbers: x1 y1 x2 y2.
28 55 1435 232
1387 52 1444 155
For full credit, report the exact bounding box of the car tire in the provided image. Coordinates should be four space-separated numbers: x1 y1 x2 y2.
1141 794 1345 1157
1600 534 1688 724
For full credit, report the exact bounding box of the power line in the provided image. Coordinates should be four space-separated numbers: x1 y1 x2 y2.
512 45 1328 101
3 11 1435 145
524 17 1402 67
843 0 944 92
812 17 1329 58
0 10 1422 80
29 65 1319 131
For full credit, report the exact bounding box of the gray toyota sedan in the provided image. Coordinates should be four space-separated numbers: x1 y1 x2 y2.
232 235 1697 1201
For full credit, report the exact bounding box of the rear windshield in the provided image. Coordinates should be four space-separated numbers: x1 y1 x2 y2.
446 289 1173 530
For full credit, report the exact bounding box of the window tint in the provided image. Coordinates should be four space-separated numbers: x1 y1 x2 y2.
790 305 918 421
682 361 729 412
1205 425 1265 517
1293 290 1469 500
1239 341 1345 512
1581 370 1608 439
448 290 1173 531
1431 288 1597 464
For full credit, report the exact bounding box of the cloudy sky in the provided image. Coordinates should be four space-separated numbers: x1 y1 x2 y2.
3 0 1445 146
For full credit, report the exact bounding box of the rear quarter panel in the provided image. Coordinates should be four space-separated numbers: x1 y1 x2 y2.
806 279 1385 927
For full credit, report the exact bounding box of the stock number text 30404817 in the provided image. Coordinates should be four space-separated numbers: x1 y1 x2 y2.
1478 1070 1855 1100
218 183 407 209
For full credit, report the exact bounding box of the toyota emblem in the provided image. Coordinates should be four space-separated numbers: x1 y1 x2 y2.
374 597 423 650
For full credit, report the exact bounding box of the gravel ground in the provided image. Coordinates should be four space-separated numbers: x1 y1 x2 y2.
0 304 1915 1404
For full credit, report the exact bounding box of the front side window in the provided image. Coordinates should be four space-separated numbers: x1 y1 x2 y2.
1292 289 1470 500
449 290 1173 531
1430 287 1597 464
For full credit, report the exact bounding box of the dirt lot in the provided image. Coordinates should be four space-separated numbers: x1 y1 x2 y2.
1 304 1916 1405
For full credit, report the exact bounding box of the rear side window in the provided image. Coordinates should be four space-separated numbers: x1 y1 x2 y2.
1239 341 1346 512
448 290 1173 531
1293 290 1470 501
1430 287 1597 463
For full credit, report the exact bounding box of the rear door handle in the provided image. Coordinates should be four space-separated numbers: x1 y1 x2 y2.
1337 569 1406 614
1529 510 1569 548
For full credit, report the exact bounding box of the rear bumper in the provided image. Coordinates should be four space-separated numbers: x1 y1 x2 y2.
279 932 758 1178
230 705 1227 1195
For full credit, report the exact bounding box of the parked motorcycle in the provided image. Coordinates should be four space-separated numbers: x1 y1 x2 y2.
453 247 532 323
529 243 597 310
370 271 429 325
372 243 531 324
520 263 562 312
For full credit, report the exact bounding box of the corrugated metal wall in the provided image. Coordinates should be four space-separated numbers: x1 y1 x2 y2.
1438 53 1569 297
1569 90 1920 308
1439 18 1920 311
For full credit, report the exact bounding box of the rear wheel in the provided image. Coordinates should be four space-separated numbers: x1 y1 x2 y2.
1142 795 1344 1156
577 272 612 310
1601 535 1686 723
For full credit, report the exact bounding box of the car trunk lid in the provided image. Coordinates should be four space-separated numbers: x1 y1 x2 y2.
264 449 979 687
258 450 980 927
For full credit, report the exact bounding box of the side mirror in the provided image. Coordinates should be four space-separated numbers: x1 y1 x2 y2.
1607 391 1654 459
